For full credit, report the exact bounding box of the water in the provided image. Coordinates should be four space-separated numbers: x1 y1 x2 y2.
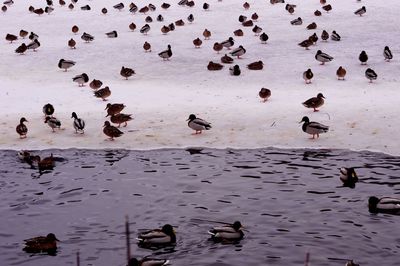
0 148 399 266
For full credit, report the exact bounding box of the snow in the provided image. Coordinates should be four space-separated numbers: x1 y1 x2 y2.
1 0 399 154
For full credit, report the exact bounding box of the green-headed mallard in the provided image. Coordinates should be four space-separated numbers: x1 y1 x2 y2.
208 221 244 242
368 196 400 214
339 167 358 187
137 224 176 248
299 116 329 139
187 114 211 134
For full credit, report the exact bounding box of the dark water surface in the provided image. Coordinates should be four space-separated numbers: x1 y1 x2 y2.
0 148 399 266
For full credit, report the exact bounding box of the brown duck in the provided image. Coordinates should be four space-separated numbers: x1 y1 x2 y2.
72 25 79 34
5 33 17 43
259 88 271 102
16 117 28 138
221 54 234 64
207 61 224 71
89 79 103 90
193 37 202 48
23 233 59 253
68 38 76 49
213 42 223 53
314 10 322 16
175 19 185 26
120 66 135 79
336 66 346 80
19 30 28 39
33 8 44 15
94 86 111 101
242 20 253 27
105 103 125 117
143 41 151 52
307 22 317 30
302 93 325 112
322 4 332 12
161 25 170 34
203 29 211 40
129 23 136 31
15 43 27 54
103 121 123 140
247 61 263 70
110 113 133 127
233 29 244 37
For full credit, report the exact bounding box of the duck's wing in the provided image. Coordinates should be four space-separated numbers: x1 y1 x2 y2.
378 197 400 210
193 118 211 127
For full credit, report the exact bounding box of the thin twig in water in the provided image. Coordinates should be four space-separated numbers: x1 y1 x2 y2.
125 216 131 265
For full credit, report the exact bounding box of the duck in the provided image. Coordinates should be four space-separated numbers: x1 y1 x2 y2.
101 7 107 14
103 121 123 140
23 233 59 253
365 68 377 82
247 61 263 70
251 12 258 21
221 54 234 64
3 0 13 6
81 32 94 42
175 19 185 26
139 6 150 14
27 39 40 51
129 23 136 31
207 61 224 71
178 0 188 6
46 0 53 6
229 65 241 76
331 30 341 41
157 14 164 22
145 16 153 23
71 112 85 133
89 79 103 90
187 114 211 134
234 29 244 37
368 196 400 214
221 37 235 49
359 51 368 65
137 224 176 248
286 4 294 14
58 59 76 71
383 46 393 61
238 15 247 23
213 42 223 53
110 113 133 127
128 257 170 266
339 167 358 187
186 0 195 7
68 3 74 10
193 37 202 48
314 10 322 16
16 117 28 138
202 2 210 11
299 116 329 139
120 66 135 79
18 150 37 166
33 8 44 15
302 93 325 112
290 17 302 25
105 103 125 117
315 50 333 65
168 23 175 32
161 25 170 34
303 69 314 84
187 13 194 23
129 3 138 13
45 6 54 13
72 73 89 86
5 33 18 43
148 3 156 11
322 4 332 12
72 25 79 34
29 32 39 41
143 41 151 52
336 66 346 80
242 20 253 27
19 30 28 39
15 43 27 54
309 33 318 44
307 22 317 30
259 88 271 102
28 5 34 12
158 45 172 60
354 6 366 16
203 29 211 40
45 116 61 132
243 2 250 9
230 45 246 58
113 2 124 11
68 38 76 49
252 25 262 35
161 3 170 9
43 103 55 117
59 0 65 6
321 30 329 41
1 5 7 12
105 30 118 38
31 154 55 171
94 86 111 101
208 221 244 242
298 39 313 50
345 260 360 266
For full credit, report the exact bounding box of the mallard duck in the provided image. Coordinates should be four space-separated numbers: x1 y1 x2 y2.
158 45 172 60
302 93 325 111
290 17 302 25
229 65 241 76
29 32 39 41
299 116 329 139
339 167 358 187
384 46 393 61
175 19 185 26
139 6 149 14
161 25 170 35
309 33 318 44
315 50 333 64
28 5 34 12
314 10 322 16
345 260 360 266
129 257 170 266
193 37 202 48
238 15 247 23
36 154 55 171
16 117 28 138
221 54 234 64
59 0 65 6
1 5 7 12
45 116 61 132
322 4 332 12
243 2 250 9
365 68 377 82
5 33 17 43
336 66 346 80
105 103 125 117
286 4 294 14
321 30 329 41
81 32 94 42
140 24 151 35
187 13 194 23
58 59 76 71
298 39 313 50
251 25 262 36
129 3 138 13
303 69 314 84
143 41 151 52
213 42 223 53
178 0 187 6
359 51 368 65
368 196 400 214
129 23 136 31
103 121 123 140
148 3 156 11
15 43 27 54
94 86 111 101
72 73 89 86
202 2 209 11
68 38 76 49
187 114 211 134
33 8 44 15
259 88 271 102
110 113 133 127
242 20 253 27
331 30 341 41
161 3 170 9
306 22 317 30
169 24 175 31
230 45 246 59
354 6 366 16
208 221 244 242
27 39 40 51
251 12 258 21
89 79 103 90
186 0 195 7
207 61 224 71
203 29 211 40
101 7 107 14
105 30 118 38
68 3 74 10
45 6 55 13
71 112 85 133
72 25 79 34
43 103 54 117
23 233 59 253
234 29 244 37
247 61 263 70
145 16 153 23
19 30 28 39
137 224 176 248
120 66 135 79
221 37 234 49
113 2 124 11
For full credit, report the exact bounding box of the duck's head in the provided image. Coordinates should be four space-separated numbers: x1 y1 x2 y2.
316 50 322 54
187 114 196 121
20 117 28 124
103 121 111 127
299 116 310 124
232 221 243 231
347 167 357 179
317 93 325 99
162 224 175 235
368 196 379 212
71 112 77 119
46 233 59 242
105 103 111 110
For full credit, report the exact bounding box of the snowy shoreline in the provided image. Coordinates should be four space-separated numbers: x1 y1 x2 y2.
1 0 399 155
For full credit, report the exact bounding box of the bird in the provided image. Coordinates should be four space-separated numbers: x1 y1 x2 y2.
45 116 61 132
110 113 133 127
251 12 259 21
252 25 262 35
16 117 28 138
202 2 209 11
368 196 400 214
59 0 65 6
178 0 188 6
203 29 211 40
143 41 151 52
128 257 170 266
89 79 103 90
187 13 194 23
71 112 85 133
137 224 176 248
28 5 34 12
105 103 125 117
58 59 76 71
286 4 295 14
302 69 314 84
72 25 79 34
175 19 185 26
138 6 149 14
46 0 53 6
19 30 28 39
15 43 27 55
145 16 153 23
43 103 54 117
298 39 313 50
129 3 138 13
68 3 73 10
290 17 302 25
161 3 171 10
68 38 76 49
157 14 164 22
213 42 223 53
234 29 244 37
230 45 246 58
207 61 224 71
129 23 136 31
309 33 318 44
299 116 329 139
103 121 123 140
365 68 377 82
187 114 211 134
168 23 175 31
193 38 202 48
72 73 89 86
5 33 18 43
140 24 151 35
321 30 329 41
1 5 7 12
383 46 393 61
23 233 59 253
148 3 156 11
158 45 172 60
161 25 170 34
345 260 360 266
29 32 39 41
81 32 94 42
306 22 317 30
238 15 247 23
33 8 44 15
120 66 135 79
3 0 13 6
208 221 244 242
259 88 271 102
242 20 253 27
230 65 241 76
113 2 124 11
27 39 40 51
354 6 366 16
247 61 263 70
257 32 268 44
105 30 118 38
314 10 322 16
322 4 332 12
359 51 368 65
220 37 234 49
336 66 347 80
339 167 358 187
302 93 325 112
320 0 326 4
94 86 111 101
243 2 250 9
315 50 333 65
221 54 234 64
331 30 341 41
101 8 107 14
45 6 54 13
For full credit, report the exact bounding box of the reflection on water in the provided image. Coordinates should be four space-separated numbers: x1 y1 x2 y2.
0 148 399 266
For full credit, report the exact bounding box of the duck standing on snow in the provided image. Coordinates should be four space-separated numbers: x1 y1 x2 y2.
230 45 246 58
143 41 151 52
120 66 135 79
43 103 54 117
5 33 18 43
103 121 123 140
208 221 244 242
259 88 271 102
72 73 89 86
359 50 368 65
303 69 313 84
71 112 85 133
365 68 377 82
252 25 262 35
110 113 133 127
81 32 94 42
321 30 329 41
315 50 333 65
137 224 176 248
302 93 325 112
247 61 263 70
339 167 358 187
94 86 111 101
207 61 224 71
89 79 103 90
336 66 347 80
298 39 313 50
221 54 234 64
15 43 27 54
221 37 234 49
45 116 61 132
105 30 118 38
299 116 329 139
140 24 151 35
105 103 125 117
23 233 59 253
290 17 302 25
27 39 40 51
113 2 124 11
354 6 366 16
58 59 76 71
259 32 268 43
368 196 400 214
68 38 76 49
229 65 241 76
383 46 393 61
16 117 28 138
158 44 172 60
187 114 211 134
128 257 170 266
331 30 341 41
203 29 211 39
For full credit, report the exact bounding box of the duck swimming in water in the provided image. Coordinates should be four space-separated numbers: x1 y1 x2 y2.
208 221 244 242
